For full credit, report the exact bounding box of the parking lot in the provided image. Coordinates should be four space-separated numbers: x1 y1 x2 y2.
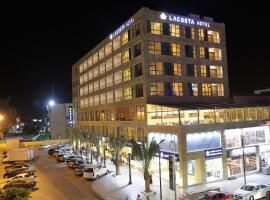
31 149 103 200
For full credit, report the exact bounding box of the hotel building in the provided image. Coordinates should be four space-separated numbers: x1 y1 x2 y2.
72 8 270 188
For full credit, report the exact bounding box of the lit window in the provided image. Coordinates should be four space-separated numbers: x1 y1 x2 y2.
88 57 93 67
94 95 99 105
99 62 105 75
150 62 163 75
79 64 84 73
107 91 114 103
121 31 129 45
150 82 164 96
115 88 123 102
187 83 198 96
170 24 180 37
136 105 145 120
106 58 113 71
106 74 113 87
207 31 220 43
124 87 132 100
93 67 99 77
113 53 121 67
202 83 212 96
211 84 224 96
100 93 106 104
89 83 93 93
93 52 99 64
114 70 122 84
100 78 106 90
171 43 180 56
173 63 182 76
150 21 162 35
201 65 207 77
123 68 132 82
122 49 131 63
105 42 112 56
148 41 161 55
88 70 93 80
210 66 223 78
209 48 222 61
200 47 206 59
99 48 105 60
94 80 99 92
198 29 205 41
172 83 183 96
113 36 121 50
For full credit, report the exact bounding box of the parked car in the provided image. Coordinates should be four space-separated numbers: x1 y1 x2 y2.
39 144 51 150
4 162 32 170
3 179 36 189
74 164 87 176
198 191 232 200
57 154 65 162
3 168 35 179
8 172 36 182
83 164 109 180
234 183 270 200
5 164 32 172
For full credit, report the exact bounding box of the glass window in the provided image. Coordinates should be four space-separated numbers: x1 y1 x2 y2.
136 105 145 120
210 66 223 78
135 84 143 98
106 58 113 72
207 30 220 43
134 63 143 77
106 74 113 87
184 27 195 39
123 68 132 82
113 53 122 67
150 82 164 96
187 83 198 96
199 109 215 124
134 43 141 57
94 80 99 91
88 70 93 80
99 62 105 75
200 47 206 59
186 64 197 77
124 87 132 100
113 36 121 50
93 52 99 64
93 66 99 77
148 41 161 55
171 43 181 56
105 42 112 56
114 70 122 84
201 65 207 77
121 31 130 45
202 83 212 96
225 129 241 149
88 83 93 93
94 94 99 105
215 109 230 123
150 62 163 75
150 21 162 35
133 23 140 37
198 29 206 41
231 108 244 122
115 88 123 102
170 24 180 37
88 57 93 68
99 48 105 60
180 110 198 125
206 158 223 182
122 49 131 63
106 91 114 103
173 63 182 76
79 64 84 74
211 84 224 96
100 93 106 104
89 96 93 106
83 73 88 83
209 48 222 61
185 45 196 58
172 83 183 96
100 78 106 90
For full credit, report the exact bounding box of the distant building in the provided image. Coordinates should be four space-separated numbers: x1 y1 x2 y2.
254 88 270 95
47 103 73 139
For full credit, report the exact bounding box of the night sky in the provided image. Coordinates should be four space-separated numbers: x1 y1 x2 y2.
0 1 269 121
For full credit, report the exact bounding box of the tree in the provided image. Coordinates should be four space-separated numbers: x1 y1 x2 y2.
109 134 128 175
90 133 102 163
66 127 82 153
132 137 164 193
0 98 17 134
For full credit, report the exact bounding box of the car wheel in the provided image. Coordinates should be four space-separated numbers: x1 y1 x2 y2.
266 191 270 200
249 195 254 200
96 175 99 180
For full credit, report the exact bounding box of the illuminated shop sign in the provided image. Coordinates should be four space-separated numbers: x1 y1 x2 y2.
155 151 179 162
109 18 134 40
205 148 222 158
160 12 210 28
68 106 73 127
260 145 270 153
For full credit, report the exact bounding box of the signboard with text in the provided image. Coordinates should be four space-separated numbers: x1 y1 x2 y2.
205 148 222 158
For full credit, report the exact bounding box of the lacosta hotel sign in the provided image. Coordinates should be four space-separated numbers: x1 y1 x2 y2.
160 12 210 28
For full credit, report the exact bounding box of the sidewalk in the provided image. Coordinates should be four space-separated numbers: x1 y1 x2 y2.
90 161 270 200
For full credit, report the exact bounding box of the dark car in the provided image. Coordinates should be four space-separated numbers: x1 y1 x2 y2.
48 148 57 156
74 164 86 176
4 162 32 170
57 154 65 162
70 160 84 169
4 168 35 179
5 164 32 172
3 179 36 189
198 191 232 200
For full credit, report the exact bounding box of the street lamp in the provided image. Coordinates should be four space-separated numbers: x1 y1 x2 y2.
128 152 132 185
159 150 162 200
103 145 107 167
241 135 247 185
48 100 55 107
47 99 55 139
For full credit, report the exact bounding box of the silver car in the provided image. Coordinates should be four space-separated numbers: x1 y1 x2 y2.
234 183 270 200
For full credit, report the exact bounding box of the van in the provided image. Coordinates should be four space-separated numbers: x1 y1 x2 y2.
83 164 109 180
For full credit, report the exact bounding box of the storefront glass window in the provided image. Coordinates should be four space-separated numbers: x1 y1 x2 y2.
227 158 241 177
188 159 202 185
180 110 198 125
199 109 215 124
206 158 223 182
215 109 230 123
246 156 257 172
224 129 241 149
231 108 244 122
244 107 257 121
243 126 267 146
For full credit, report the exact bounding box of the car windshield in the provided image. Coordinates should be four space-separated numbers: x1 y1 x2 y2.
84 168 93 172
240 185 255 191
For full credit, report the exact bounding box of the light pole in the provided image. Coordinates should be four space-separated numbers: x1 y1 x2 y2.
103 145 106 167
128 152 132 184
159 150 162 200
47 99 55 139
241 135 247 185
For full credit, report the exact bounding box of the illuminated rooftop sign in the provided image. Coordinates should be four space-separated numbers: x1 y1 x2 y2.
109 18 134 40
160 12 210 28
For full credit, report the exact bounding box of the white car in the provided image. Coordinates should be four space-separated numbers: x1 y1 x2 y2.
83 164 110 180
234 183 270 200
8 172 35 182
39 144 51 150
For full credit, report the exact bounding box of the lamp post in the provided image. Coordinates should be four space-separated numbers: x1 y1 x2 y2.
47 99 55 139
128 152 132 184
103 145 106 167
159 150 162 200
241 135 247 185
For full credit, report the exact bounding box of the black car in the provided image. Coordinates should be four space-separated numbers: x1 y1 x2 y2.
4 168 35 178
48 148 57 156
57 154 65 162
70 160 84 169
5 164 32 171
3 179 36 189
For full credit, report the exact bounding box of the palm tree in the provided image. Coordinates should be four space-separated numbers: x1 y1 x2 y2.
132 137 164 193
109 134 128 175
90 134 102 163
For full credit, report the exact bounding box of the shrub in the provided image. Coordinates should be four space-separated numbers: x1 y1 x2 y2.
4 187 31 200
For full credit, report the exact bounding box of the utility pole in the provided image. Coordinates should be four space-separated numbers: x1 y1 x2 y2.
128 153 132 184
159 150 162 200
241 135 247 185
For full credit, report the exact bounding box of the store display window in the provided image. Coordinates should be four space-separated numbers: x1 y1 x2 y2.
206 158 223 182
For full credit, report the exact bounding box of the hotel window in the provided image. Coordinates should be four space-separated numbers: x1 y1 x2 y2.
202 83 212 96
100 93 106 104
185 45 196 58
162 23 170 35
170 24 180 37
94 80 99 91
89 96 93 106
198 29 208 41
83 85 88 95
93 52 99 64
209 48 222 61
200 47 209 59
121 31 130 45
148 41 161 55
79 75 84 85
114 70 122 84
172 83 183 96
211 84 224 96
150 62 163 75
148 21 162 35
173 63 182 76
83 61 88 71
115 88 123 101
88 56 93 68
123 67 132 82
187 83 199 96
93 66 99 77
161 43 171 55
83 73 88 83
79 64 84 73
89 83 93 93
184 27 195 39
207 31 220 43
122 49 131 63
113 36 121 50
94 95 100 106
113 53 122 67
106 58 113 72
133 23 140 37
106 74 113 87
107 91 114 103
201 65 207 77
99 47 105 60
164 63 173 75
100 78 106 90
99 62 106 75
80 87 84 96
134 63 143 77
135 83 143 98
171 43 181 56
134 43 141 57
124 87 132 100
105 42 112 56
88 70 93 80
150 82 164 96
186 64 197 77
136 105 145 120
210 66 223 78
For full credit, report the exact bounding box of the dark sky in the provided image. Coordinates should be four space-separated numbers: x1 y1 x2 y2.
0 1 269 121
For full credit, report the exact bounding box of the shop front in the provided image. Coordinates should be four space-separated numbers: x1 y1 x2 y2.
205 148 223 182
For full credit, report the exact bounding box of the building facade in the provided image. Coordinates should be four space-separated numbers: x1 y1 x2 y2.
48 103 73 139
72 7 270 188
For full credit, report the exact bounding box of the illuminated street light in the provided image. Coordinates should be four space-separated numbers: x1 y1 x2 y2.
48 100 55 107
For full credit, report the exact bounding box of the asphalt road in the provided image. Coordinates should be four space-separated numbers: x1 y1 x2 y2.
31 150 104 200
